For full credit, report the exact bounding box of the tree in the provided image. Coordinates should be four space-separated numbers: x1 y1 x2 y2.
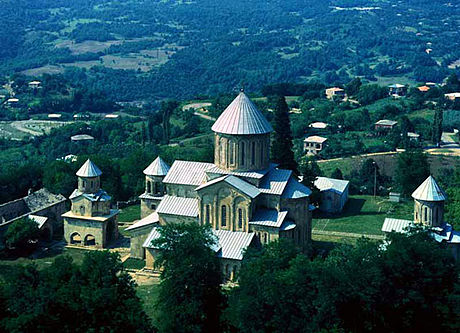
161 100 179 144
345 77 362 96
431 108 443 145
0 251 152 333
396 150 430 196
4 217 39 250
42 160 76 198
330 168 343 180
152 223 224 333
445 167 460 229
271 95 298 173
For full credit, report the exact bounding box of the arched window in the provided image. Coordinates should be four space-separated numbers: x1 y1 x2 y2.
220 139 225 164
205 205 211 225
263 233 268 244
424 207 428 222
229 141 235 165
251 141 256 165
147 181 151 193
80 205 85 215
238 208 243 229
221 205 227 227
240 141 245 165
232 265 238 281
90 180 94 189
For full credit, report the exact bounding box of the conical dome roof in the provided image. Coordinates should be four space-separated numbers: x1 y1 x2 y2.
76 159 102 177
411 176 447 201
143 156 170 176
211 91 273 135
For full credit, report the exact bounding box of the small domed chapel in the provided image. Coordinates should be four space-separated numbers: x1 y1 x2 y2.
128 91 313 279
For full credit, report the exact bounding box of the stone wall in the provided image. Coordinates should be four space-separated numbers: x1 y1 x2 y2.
64 215 117 248
129 226 152 259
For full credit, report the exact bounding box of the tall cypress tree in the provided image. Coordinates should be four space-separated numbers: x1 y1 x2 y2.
271 95 298 173
431 108 443 145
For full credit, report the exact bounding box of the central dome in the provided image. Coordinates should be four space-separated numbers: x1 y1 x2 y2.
211 92 273 135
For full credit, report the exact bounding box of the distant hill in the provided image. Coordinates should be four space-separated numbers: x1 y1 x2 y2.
1 0 459 101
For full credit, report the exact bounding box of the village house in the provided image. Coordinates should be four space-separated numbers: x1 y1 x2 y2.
71 134 94 142
417 85 430 92
309 122 328 130
28 81 41 89
0 189 66 246
325 87 346 100
62 159 119 248
444 92 460 101
382 176 460 260
128 91 313 279
314 177 349 214
375 119 397 134
304 135 327 155
388 84 407 97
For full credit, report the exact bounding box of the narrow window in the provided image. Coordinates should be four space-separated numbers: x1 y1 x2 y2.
229 141 234 165
238 208 243 229
205 205 210 225
263 233 267 244
260 142 264 165
251 141 256 165
240 142 245 165
424 207 428 222
221 205 227 227
147 182 151 193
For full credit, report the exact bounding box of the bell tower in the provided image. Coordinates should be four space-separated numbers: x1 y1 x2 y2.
412 176 447 227
211 91 273 172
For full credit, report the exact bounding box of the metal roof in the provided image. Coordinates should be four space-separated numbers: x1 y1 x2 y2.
304 136 328 143
214 230 255 260
163 160 214 186
76 159 102 177
143 227 162 248
28 215 48 229
381 218 412 233
411 176 447 202
259 169 292 195
375 119 397 126
281 178 312 199
71 134 94 141
314 177 349 195
249 209 288 228
156 195 199 217
126 212 159 231
211 91 273 135
143 227 254 260
69 189 111 202
309 122 328 129
280 220 296 231
196 175 260 198
206 163 275 180
143 156 170 176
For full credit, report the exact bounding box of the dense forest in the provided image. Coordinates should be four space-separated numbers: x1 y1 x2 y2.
0 0 459 101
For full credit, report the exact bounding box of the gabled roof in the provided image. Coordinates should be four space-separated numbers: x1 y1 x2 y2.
259 169 292 195
304 136 327 143
314 177 349 195
143 227 255 260
281 178 312 199
28 215 49 229
163 160 214 186
211 91 273 135
411 176 447 202
214 230 255 260
382 218 413 233
156 195 199 217
196 175 260 198
375 119 397 126
249 209 288 228
143 156 170 176
76 159 102 177
126 212 159 231
206 163 276 180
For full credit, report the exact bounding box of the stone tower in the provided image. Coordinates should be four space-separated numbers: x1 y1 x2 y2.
211 90 273 172
139 156 170 218
411 175 447 227
62 159 119 247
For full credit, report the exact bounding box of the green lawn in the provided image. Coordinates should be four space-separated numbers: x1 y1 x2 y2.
0 246 88 275
137 284 160 322
118 204 140 222
312 195 413 235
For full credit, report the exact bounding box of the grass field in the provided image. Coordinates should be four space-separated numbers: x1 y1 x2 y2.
137 284 160 322
118 204 140 222
312 195 413 235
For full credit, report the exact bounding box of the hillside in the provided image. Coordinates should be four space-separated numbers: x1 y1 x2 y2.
1 0 459 101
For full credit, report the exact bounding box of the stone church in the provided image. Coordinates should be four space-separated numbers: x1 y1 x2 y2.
128 91 313 279
62 159 119 248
